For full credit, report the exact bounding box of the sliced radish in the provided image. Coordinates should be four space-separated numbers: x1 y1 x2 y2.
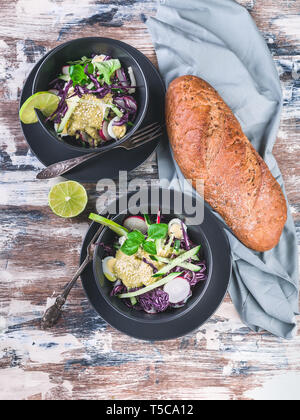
170 291 192 308
79 131 92 144
62 65 70 75
99 121 112 141
163 277 191 304
123 216 148 234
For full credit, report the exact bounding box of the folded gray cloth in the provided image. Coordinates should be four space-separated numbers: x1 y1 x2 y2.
147 0 299 339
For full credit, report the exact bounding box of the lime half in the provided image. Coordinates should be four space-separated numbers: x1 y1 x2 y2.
49 181 88 218
19 92 60 124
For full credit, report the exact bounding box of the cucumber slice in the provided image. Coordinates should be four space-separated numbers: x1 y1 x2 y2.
178 262 201 272
152 255 200 265
130 297 137 306
109 103 123 118
57 96 80 133
89 213 129 237
153 246 201 277
151 256 171 264
119 272 183 299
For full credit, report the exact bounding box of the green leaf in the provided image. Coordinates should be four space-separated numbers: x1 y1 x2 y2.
127 230 145 244
69 64 88 86
120 239 140 256
148 223 168 240
87 63 94 74
67 56 93 66
143 241 157 255
144 214 151 226
94 59 121 85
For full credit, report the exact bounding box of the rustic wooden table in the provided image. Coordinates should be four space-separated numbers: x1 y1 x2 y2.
0 0 299 401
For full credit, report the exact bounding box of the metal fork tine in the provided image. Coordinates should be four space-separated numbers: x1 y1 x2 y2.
128 131 164 149
131 122 161 140
130 125 163 145
130 130 163 146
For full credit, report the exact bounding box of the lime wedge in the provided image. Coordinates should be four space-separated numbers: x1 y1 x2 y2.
19 92 60 124
49 181 88 218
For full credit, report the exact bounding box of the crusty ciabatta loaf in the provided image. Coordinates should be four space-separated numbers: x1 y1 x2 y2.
166 75 287 252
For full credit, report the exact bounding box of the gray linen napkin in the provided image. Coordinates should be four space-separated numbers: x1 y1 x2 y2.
147 0 299 339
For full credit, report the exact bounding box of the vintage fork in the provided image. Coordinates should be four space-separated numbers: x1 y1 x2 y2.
36 122 163 179
41 222 106 329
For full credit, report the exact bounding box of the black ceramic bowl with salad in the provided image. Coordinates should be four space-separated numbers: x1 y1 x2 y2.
32 37 149 153
92 211 209 316
88 190 232 339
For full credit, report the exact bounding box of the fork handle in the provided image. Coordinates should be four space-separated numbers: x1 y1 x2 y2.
41 254 91 329
36 150 106 179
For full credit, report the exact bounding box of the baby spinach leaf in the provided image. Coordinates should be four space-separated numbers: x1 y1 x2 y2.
87 63 94 74
143 241 157 255
148 223 168 240
127 230 145 244
69 64 88 86
120 230 145 256
121 239 140 256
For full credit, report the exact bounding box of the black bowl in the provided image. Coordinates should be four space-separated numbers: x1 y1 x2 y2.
32 37 149 153
89 189 232 339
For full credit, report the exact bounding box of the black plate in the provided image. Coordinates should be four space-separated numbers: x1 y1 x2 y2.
20 45 165 182
80 204 232 341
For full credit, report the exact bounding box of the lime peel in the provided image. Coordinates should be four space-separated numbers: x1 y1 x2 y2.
19 92 60 124
48 181 88 218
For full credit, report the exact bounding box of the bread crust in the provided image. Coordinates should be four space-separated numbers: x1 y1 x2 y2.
166 75 287 252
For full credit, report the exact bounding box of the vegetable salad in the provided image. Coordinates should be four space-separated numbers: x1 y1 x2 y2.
89 212 208 314
47 54 138 148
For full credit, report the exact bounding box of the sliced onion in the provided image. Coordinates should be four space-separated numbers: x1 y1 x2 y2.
128 67 136 94
114 97 127 110
163 277 191 304
113 114 129 126
116 68 129 87
123 96 137 113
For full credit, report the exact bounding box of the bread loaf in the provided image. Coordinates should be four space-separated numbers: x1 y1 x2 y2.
166 75 287 252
